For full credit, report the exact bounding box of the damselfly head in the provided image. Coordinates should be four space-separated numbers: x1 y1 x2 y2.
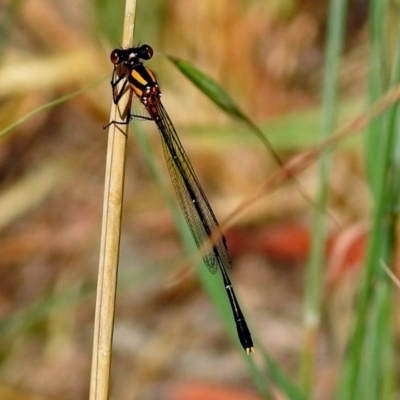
110 45 154 66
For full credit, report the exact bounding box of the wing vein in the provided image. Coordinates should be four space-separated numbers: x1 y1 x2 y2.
151 102 231 274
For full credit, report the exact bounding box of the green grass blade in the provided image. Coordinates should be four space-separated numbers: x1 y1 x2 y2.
0 78 105 140
166 56 249 122
301 0 348 394
337 1 399 398
165 55 280 158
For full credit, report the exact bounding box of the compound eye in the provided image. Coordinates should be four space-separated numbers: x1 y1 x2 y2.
110 49 120 64
138 44 154 60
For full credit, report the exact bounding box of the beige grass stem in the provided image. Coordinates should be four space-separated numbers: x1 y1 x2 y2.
89 1 137 399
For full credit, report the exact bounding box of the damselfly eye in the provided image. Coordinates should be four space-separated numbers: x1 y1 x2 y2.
110 49 121 64
138 45 154 60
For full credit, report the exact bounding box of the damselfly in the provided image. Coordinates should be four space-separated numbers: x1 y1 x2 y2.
107 45 254 354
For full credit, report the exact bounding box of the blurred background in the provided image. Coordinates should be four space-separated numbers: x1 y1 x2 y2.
0 0 375 399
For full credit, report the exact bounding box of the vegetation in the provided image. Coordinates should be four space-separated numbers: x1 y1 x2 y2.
0 1 398 399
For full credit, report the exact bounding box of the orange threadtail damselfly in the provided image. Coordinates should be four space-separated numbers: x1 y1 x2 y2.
107 45 254 354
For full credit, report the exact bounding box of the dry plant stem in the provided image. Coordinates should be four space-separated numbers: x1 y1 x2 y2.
89 1 137 400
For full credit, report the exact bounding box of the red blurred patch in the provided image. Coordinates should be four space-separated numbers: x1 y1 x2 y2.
163 382 262 400
226 221 369 287
226 222 311 265
325 223 368 289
